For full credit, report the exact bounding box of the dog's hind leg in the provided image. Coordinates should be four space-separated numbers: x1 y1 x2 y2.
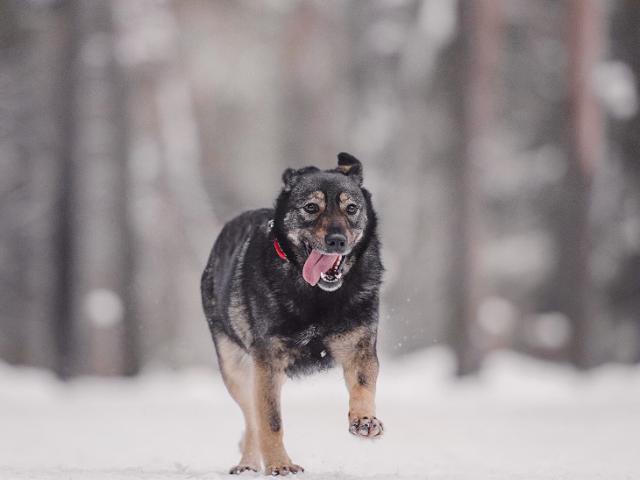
214 334 261 474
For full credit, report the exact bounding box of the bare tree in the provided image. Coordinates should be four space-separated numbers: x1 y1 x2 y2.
610 0 640 363
56 0 138 376
555 0 605 369
449 0 503 376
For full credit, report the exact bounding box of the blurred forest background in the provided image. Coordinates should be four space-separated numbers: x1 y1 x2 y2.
1 0 639 378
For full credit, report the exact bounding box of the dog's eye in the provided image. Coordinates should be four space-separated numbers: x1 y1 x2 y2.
346 204 358 215
303 203 320 214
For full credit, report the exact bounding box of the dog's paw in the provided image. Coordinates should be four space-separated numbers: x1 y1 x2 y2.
229 464 259 475
265 463 304 476
349 416 384 439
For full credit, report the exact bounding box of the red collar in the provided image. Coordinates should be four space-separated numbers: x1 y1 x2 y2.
273 239 288 262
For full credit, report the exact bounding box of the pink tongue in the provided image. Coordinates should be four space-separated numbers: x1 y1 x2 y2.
302 250 339 286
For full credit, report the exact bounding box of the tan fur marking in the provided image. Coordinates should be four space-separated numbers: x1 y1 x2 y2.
339 192 366 246
336 164 354 175
344 224 360 246
215 336 261 471
305 191 325 210
338 192 354 208
253 358 302 473
313 215 331 242
327 327 379 423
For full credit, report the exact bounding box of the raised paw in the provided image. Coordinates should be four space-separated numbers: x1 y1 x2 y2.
266 464 304 476
349 416 384 439
229 464 259 475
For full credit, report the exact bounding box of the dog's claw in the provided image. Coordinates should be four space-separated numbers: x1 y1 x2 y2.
349 416 384 439
229 465 258 475
268 464 304 476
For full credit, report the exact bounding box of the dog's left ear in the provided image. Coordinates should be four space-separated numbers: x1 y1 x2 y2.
336 152 363 186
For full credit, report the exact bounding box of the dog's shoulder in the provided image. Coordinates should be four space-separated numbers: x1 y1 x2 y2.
216 208 273 246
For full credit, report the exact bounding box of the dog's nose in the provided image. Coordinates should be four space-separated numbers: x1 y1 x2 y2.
325 233 347 252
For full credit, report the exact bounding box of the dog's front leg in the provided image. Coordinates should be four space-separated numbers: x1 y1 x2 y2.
332 331 384 439
253 359 303 475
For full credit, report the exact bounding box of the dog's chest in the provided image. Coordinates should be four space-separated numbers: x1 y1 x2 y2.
281 324 335 377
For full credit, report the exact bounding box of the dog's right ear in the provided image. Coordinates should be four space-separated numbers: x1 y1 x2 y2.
282 168 297 192
282 166 320 192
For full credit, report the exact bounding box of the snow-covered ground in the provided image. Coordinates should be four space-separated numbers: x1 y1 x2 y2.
1 348 639 480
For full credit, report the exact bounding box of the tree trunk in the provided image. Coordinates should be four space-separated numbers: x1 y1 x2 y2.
53 0 81 378
58 0 138 376
449 0 503 376
610 0 640 363
558 0 604 369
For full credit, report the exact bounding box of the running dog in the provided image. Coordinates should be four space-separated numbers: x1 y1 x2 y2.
201 153 384 475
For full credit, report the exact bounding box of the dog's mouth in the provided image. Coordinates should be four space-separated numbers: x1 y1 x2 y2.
302 245 345 290
320 255 344 283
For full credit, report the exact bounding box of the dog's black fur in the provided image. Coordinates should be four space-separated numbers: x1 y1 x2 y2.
200 153 383 474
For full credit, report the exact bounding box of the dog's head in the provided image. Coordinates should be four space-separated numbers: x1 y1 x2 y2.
274 153 371 292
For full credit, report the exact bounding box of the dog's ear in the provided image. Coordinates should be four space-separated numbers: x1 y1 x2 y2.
282 168 297 192
282 166 320 192
336 152 363 186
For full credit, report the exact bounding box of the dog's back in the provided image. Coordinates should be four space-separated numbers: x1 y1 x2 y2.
201 208 272 343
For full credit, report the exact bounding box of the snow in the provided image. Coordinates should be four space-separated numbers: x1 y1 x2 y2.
1 348 640 480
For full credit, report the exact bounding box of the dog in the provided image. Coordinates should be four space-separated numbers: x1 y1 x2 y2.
200 152 384 475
